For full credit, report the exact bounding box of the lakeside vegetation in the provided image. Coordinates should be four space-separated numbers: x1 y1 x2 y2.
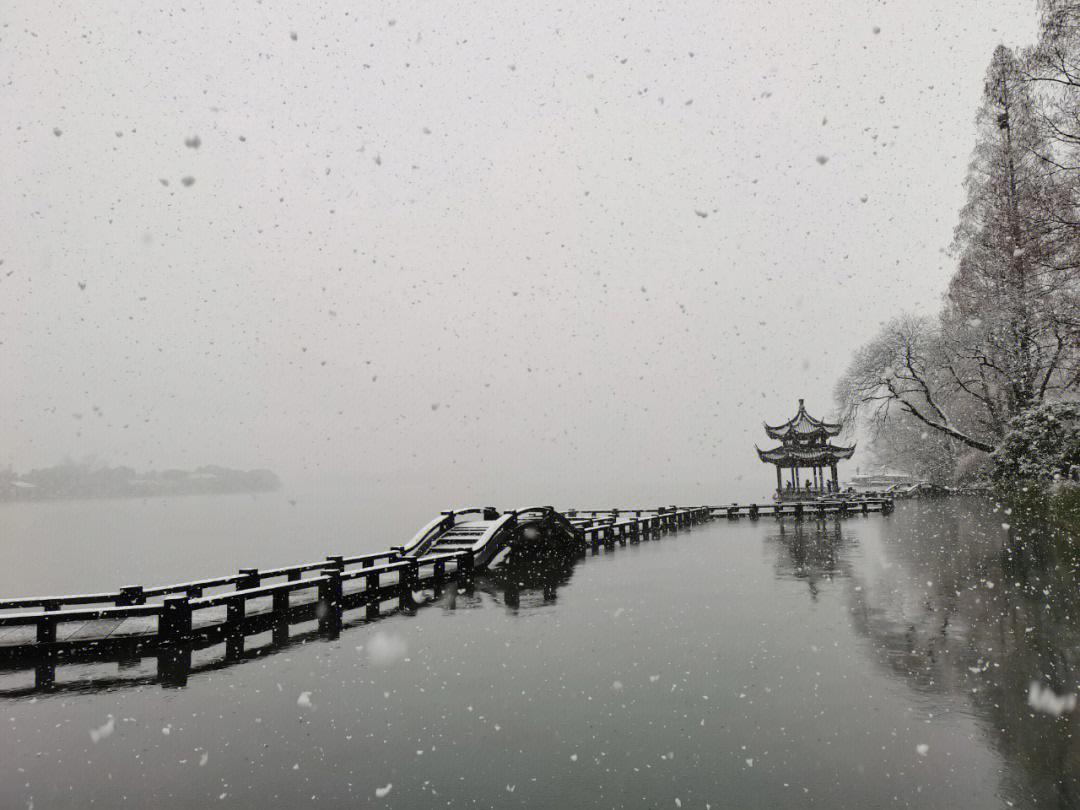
837 2 1080 495
0 458 280 502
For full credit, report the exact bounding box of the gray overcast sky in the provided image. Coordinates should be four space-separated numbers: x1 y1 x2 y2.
1 0 1040 503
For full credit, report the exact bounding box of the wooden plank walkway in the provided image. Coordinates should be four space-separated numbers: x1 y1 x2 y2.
0 501 890 691
707 497 893 520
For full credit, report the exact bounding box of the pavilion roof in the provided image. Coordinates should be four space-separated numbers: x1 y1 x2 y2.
756 442 856 466
763 399 842 440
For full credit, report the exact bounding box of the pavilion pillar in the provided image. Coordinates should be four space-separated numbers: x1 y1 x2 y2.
775 465 782 492
793 467 799 488
831 463 838 489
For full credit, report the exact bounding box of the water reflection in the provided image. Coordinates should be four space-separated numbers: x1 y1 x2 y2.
838 498 1080 808
0 552 581 698
767 517 850 599
479 551 578 611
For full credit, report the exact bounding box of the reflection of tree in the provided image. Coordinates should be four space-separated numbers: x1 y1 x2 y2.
846 498 1080 808
767 518 848 600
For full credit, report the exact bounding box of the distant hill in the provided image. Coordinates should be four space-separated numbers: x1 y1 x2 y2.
0 462 280 501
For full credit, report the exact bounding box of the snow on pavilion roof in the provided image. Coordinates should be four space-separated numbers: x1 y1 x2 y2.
755 443 856 465
763 399 843 440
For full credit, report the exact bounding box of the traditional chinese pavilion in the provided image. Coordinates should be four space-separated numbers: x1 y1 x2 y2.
756 399 855 499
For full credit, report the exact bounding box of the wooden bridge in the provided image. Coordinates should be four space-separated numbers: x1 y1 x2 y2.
0 500 891 692
709 497 893 520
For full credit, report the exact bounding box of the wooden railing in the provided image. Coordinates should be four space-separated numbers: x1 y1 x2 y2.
0 500 889 670
0 550 471 653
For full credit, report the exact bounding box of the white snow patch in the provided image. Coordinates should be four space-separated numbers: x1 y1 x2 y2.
1029 681 1077 716
89 716 115 743
375 783 393 798
297 691 313 709
368 632 408 665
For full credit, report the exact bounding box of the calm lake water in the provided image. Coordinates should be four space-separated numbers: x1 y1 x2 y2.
2 495 1079 808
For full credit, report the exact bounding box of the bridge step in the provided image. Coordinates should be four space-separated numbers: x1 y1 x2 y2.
432 526 488 547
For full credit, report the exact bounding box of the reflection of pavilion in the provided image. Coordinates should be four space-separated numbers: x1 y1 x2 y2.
768 518 848 600
756 399 855 499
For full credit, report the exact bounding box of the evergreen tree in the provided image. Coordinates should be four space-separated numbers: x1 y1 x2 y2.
948 46 1079 417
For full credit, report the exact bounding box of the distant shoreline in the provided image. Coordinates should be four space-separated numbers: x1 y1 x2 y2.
0 463 280 503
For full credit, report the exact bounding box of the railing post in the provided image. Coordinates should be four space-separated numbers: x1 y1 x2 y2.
326 555 345 571
161 595 191 645
458 551 474 584
319 570 342 634
117 586 145 606
399 560 418 610
272 586 289 614
749 504 759 519
35 645 58 691
319 569 342 611
238 568 260 591
227 595 245 625
36 614 57 644
365 567 381 620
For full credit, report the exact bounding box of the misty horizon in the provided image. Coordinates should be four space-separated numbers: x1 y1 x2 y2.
3 1 1040 503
